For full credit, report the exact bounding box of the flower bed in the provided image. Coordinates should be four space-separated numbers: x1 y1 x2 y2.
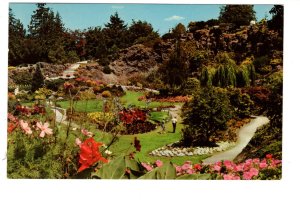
149 141 236 157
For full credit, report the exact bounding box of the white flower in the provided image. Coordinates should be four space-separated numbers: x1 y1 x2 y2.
105 150 112 155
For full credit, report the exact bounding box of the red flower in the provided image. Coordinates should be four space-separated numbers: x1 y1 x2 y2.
64 82 75 90
78 138 108 172
193 163 202 171
7 122 17 134
133 137 141 152
266 154 273 159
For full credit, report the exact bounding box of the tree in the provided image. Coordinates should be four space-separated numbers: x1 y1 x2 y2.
128 20 159 45
181 87 232 147
28 3 65 62
31 66 44 92
8 8 26 65
103 12 128 50
219 5 256 27
85 27 108 61
163 41 188 87
268 5 283 37
172 23 186 39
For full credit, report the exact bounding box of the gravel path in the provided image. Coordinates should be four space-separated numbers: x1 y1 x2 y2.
202 116 269 164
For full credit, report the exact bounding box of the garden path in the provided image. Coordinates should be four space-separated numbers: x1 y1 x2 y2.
49 104 79 128
202 116 269 164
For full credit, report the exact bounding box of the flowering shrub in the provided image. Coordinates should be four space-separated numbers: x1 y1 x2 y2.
140 154 281 180
152 96 191 103
119 109 147 124
15 105 46 116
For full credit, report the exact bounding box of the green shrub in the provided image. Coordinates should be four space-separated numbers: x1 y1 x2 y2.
182 78 200 95
102 90 112 98
103 65 112 74
181 87 233 147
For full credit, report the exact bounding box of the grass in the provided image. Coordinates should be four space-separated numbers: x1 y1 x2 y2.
57 99 103 113
149 111 170 122
121 91 175 108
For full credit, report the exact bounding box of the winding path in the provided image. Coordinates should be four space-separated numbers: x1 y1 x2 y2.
202 116 269 164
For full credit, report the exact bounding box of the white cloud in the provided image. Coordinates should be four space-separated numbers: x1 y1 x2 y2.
164 15 185 21
112 5 124 9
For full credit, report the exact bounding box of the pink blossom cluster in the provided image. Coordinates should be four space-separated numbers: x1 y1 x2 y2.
141 160 164 171
7 113 53 138
175 161 202 176
140 154 281 180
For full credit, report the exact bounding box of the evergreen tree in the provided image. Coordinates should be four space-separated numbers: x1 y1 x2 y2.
268 5 283 37
31 66 44 92
28 3 66 62
104 12 128 50
219 5 256 28
8 8 26 65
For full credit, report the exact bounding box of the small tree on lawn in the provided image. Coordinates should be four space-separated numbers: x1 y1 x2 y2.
31 65 44 92
181 87 232 147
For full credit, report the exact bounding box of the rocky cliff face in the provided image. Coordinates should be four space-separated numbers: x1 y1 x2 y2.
109 44 161 76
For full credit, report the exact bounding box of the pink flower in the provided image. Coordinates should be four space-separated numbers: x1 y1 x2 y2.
243 171 254 180
141 163 153 171
245 159 253 165
181 163 192 171
19 120 32 135
253 158 260 164
155 160 163 167
249 168 259 177
81 129 93 137
213 164 221 172
224 160 234 171
223 174 240 180
8 113 17 122
186 169 194 174
36 122 53 138
75 138 82 147
176 166 182 174
259 161 268 169
234 164 244 172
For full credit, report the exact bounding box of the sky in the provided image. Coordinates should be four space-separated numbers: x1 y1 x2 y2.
9 3 274 35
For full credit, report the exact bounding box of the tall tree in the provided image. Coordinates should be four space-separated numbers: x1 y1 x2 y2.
85 27 108 63
8 8 26 65
103 12 128 50
219 5 256 27
268 5 283 37
28 3 65 62
128 20 159 45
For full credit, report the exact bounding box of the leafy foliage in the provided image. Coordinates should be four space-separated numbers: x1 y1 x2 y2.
181 87 232 146
219 5 256 28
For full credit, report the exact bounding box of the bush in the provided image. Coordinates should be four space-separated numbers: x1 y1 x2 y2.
102 90 112 98
182 78 200 95
103 65 112 74
181 87 233 147
45 79 65 91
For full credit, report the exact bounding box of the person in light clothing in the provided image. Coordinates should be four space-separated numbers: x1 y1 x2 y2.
171 116 177 133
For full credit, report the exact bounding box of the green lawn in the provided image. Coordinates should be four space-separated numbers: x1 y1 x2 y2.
149 111 170 122
57 99 103 113
91 115 209 165
121 91 175 108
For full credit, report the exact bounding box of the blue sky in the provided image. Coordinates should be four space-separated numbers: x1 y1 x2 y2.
9 3 274 35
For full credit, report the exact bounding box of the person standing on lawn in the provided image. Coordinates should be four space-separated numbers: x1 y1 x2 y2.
160 119 165 133
171 116 177 133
